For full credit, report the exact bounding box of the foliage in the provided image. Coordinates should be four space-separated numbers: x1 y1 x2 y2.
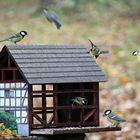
0 112 17 133
0 123 17 139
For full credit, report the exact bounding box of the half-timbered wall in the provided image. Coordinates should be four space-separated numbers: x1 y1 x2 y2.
0 50 28 124
0 82 28 123
29 82 99 131
56 83 99 127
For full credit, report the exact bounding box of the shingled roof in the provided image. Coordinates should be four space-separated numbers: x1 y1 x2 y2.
3 45 107 84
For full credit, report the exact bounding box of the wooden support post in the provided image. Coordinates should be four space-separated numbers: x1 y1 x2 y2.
80 83 84 125
1 70 4 81
28 84 33 135
53 84 58 126
93 82 99 126
8 55 10 67
13 70 16 81
42 84 46 124
67 93 71 125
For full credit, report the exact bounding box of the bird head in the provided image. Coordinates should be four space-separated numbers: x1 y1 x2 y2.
103 109 112 117
44 8 48 11
132 50 139 56
43 8 50 15
20 31 27 37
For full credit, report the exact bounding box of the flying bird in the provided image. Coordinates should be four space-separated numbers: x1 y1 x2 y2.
88 39 109 58
43 8 61 29
0 31 27 44
103 109 126 127
72 97 88 106
132 50 140 56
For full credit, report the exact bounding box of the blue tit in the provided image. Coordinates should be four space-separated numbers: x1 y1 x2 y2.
43 8 61 29
103 109 126 127
0 31 27 44
72 97 88 106
88 39 109 59
132 50 140 56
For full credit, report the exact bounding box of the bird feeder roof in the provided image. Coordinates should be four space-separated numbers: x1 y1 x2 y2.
1 45 107 84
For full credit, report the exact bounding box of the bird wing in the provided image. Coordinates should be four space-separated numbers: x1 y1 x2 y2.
7 33 21 41
43 9 52 22
50 11 58 20
0 33 20 42
109 113 126 122
50 13 61 29
100 50 109 54
91 47 100 55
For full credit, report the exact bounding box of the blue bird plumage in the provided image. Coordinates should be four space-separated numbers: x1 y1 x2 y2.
103 109 126 127
43 8 61 29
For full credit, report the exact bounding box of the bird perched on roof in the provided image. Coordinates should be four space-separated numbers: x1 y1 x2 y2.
103 109 126 127
72 97 88 106
0 31 27 44
88 39 109 59
132 50 140 56
43 8 61 29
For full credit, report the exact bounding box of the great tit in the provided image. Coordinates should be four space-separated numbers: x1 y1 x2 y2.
0 31 27 44
103 109 126 127
72 97 88 106
132 50 140 56
88 39 109 59
43 8 61 29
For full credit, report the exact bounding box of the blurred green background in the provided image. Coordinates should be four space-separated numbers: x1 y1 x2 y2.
0 0 140 139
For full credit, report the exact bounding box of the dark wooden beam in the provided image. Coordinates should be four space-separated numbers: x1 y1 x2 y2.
32 105 96 110
33 94 54 98
13 70 16 81
1 70 4 81
80 83 84 124
32 89 98 94
28 84 33 134
53 84 58 126
0 68 18 70
21 88 28 107
83 109 96 122
0 79 23 83
30 126 121 135
93 82 99 126
7 55 10 67
32 112 47 126
42 84 47 124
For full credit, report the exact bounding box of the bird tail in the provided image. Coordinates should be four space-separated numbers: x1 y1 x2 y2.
100 50 109 54
88 39 94 47
95 55 99 59
53 19 61 29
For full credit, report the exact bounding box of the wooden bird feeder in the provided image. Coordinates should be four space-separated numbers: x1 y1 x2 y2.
0 45 121 140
